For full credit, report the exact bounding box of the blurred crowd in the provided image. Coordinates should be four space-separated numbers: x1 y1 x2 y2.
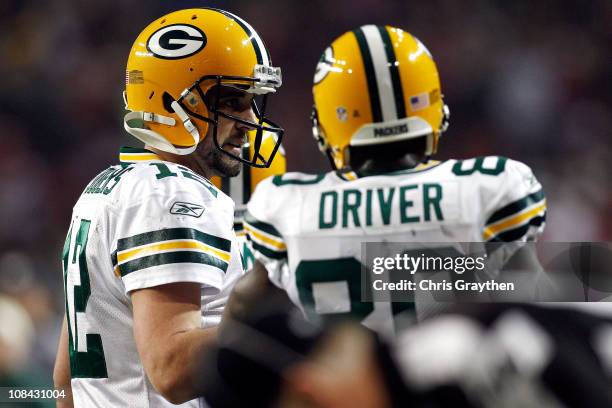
0 0 609 387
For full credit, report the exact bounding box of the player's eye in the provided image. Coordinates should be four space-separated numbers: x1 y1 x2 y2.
220 98 242 111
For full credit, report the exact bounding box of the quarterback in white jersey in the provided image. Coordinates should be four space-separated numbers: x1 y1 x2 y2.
229 25 546 331
54 8 284 407
62 148 243 406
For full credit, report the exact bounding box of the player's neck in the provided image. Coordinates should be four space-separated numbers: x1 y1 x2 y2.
145 145 215 179
352 154 424 176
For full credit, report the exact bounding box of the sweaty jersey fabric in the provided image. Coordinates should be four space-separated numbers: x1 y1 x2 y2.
244 157 546 330
62 147 244 407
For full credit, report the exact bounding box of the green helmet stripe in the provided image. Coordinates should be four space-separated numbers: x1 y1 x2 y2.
205 7 268 65
377 25 406 118
353 27 383 123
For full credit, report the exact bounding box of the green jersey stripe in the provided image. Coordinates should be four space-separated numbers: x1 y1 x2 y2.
250 240 287 260
377 25 406 118
119 146 154 154
486 190 545 226
244 212 283 238
487 214 546 242
117 228 231 253
353 28 383 123
119 251 229 276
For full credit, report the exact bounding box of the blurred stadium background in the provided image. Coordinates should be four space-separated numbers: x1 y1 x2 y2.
0 0 609 393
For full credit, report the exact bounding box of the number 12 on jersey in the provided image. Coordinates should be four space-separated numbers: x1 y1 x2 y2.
62 218 108 378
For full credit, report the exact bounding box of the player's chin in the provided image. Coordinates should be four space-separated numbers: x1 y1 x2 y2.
216 153 242 177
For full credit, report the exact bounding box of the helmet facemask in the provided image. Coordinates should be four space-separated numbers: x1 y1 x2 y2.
174 73 284 169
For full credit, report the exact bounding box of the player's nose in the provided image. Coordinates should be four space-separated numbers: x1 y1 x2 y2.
234 106 258 131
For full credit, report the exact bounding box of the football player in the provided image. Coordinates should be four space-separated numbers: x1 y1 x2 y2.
53 8 283 407
228 25 548 333
211 126 286 271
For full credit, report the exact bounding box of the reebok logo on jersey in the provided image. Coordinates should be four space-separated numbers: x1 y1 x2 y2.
170 202 205 218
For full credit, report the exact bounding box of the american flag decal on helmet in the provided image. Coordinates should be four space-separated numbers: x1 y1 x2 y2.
126 70 144 85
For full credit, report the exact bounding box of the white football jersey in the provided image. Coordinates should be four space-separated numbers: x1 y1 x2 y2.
233 207 253 271
62 147 244 407
245 157 546 331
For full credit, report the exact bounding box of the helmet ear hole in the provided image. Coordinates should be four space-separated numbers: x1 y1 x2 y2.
162 92 175 113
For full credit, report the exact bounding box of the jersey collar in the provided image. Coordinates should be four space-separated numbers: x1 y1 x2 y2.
119 146 161 164
336 160 442 180
377 160 442 176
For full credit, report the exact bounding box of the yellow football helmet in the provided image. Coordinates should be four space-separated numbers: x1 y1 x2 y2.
124 8 283 167
312 25 449 170
211 125 286 205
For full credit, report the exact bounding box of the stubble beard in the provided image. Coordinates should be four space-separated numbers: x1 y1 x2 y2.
191 132 242 179
208 146 242 177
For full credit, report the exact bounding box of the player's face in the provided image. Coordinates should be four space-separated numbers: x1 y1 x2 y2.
193 86 257 178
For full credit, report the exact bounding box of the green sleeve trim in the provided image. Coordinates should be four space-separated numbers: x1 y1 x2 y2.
486 189 545 226
487 214 545 242
117 228 231 252
250 241 287 260
243 211 283 238
120 251 229 276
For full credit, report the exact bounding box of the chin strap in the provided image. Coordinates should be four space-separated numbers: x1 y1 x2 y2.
123 92 200 155
425 133 435 156
426 103 451 156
